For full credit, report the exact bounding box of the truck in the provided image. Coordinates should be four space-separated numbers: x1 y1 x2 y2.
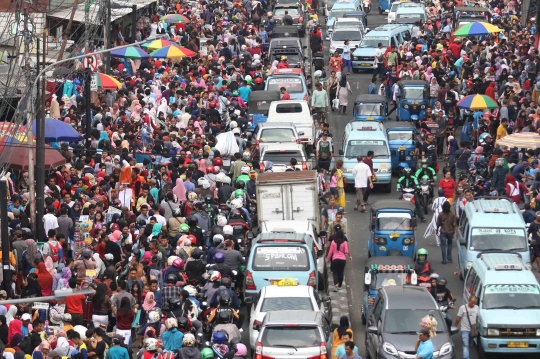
255 170 319 228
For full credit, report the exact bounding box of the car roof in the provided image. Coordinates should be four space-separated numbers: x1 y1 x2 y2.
262 143 305 152
366 256 415 268
382 286 437 309
262 285 314 298
356 94 388 103
473 253 538 285
463 199 524 226
264 310 323 325
385 121 416 130
258 122 297 128
331 3 357 9
371 199 415 212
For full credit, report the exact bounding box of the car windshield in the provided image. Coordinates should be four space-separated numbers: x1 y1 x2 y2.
262 151 304 165
469 228 527 251
260 297 314 312
273 53 301 64
384 309 447 333
330 9 353 18
346 140 389 158
403 87 426 100
387 131 415 142
267 78 304 93
261 326 322 347
377 213 412 230
355 103 384 116
275 8 299 16
260 128 297 142
332 30 362 41
483 285 540 309
252 246 310 271
371 272 409 290
361 36 390 48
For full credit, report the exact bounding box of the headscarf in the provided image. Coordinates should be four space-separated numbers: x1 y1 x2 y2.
0 315 8 345
45 256 56 275
9 332 22 349
36 262 53 295
61 267 72 288
151 223 162 237
172 178 186 202
7 320 22 346
337 316 351 338
55 337 71 357
25 239 39 265
505 174 518 186
339 74 347 88
5 305 17 326
142 292 156 311
447 136 459 154
69 201 82 219
473 146 484 161
34 341 50 353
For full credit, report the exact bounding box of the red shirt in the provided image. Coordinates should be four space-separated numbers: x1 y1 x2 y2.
65 294 86 314
439 178 456 199
281 92 291 100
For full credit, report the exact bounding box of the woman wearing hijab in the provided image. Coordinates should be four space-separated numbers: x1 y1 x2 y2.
172 178 187 203
35 262 53 296
54 337 71 358
468 146 486 167
44 257 56 276
336 74 353 114
21 273 42 298
429 77 440 108
505 174 530 204
5 306 17 326
446 136 459 164
32 341 50 359
7 319 22 346
0 315 8 345
331 316 353 359
22 240 41 276
326 225 351 292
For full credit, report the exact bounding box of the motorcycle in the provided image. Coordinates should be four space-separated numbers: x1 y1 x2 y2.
218 203 230 218
401 187 416 203
418 177 432 214
438 300 455 329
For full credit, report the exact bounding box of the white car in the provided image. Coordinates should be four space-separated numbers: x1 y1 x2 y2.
246 285 331 349
329 27 363 55
387 1 402 23
259 143 314 172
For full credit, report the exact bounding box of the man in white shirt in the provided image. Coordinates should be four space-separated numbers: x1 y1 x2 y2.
43 205 59 236
454 295 478 359
372 43 384 81
352 155 373 213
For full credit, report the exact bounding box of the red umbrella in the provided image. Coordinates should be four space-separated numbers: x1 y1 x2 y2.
0 144 67 170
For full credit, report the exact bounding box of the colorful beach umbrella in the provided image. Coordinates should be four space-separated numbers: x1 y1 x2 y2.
111 46 149 59
453 22 502 37
142 39 180 51
457 94 499 110
149 45 196 59
496 132 540 149
95 73 122 90
160 14 190 23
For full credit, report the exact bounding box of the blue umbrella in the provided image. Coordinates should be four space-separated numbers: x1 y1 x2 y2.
32 118 83 142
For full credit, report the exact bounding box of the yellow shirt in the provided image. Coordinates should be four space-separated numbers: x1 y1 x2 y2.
496 124 507 141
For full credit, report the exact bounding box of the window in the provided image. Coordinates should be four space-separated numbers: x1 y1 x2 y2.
260 297 314 312
345 140 389 159
391 36 398 48
275 103 303 113
471 275 482 297
476 281 483 300
252 246 310 271
259 128 297 143
465 268 478 297
267 78 304 93
373 296 384 319
261 326 322 347
459 213 469 236
261 151 304 164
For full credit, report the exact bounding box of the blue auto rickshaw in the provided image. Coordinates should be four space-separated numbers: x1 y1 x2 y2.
378 0 391 14
362 257 415 324
369 200 417 258
396 80 429 122
353 94 388 122
247 90 281 131
386 122 417 174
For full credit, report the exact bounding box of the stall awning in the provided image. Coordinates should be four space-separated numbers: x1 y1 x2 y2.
47 0 157 24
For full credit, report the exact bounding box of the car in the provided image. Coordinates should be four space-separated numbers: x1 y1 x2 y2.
253 122 301 152
387 1 402 23
272 5 307 36
343 11 368 29
266 100 315 153
329 27 363 55
246 285 331 349
326 2 360 39
265 73 309 101
268 37 303 55
366 286 458 359
268 43 306 72
259 143 313 172
394 2 427 23
333 17 365 35
465 252 540 357
244 232 321 300
254 310 333 359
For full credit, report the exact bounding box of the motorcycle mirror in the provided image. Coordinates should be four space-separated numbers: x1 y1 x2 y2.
364 272 371 285
411 271 418 285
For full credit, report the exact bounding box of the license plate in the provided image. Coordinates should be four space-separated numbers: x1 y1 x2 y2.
389 233 400 238
366 117 374 121
403 246 408 250
508 342 529 348
361 63 372 67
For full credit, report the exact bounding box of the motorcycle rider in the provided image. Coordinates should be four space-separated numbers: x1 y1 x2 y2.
211 252 234 280
207 234 224 264
178 333 200 359
186 215 205 247
195 177 214 199
213 311 242 342
227 209 250 246
236 166 251 185
432 277 455 329
167 297 184 320
185 248 206 283
209 277 241 310
163 273 184 310
415 159 437 195
207 292 240 324
397 167 426 222
204 166 218 188
414 248 435 277
246 170 257 203
265 12 276 34
216 237 246 291
216 173 234 204
203 195 219 226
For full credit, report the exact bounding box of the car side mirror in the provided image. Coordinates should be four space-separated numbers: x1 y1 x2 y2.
460 237 467 246
303 45 307 49
355 45 359 48
450 326 459 335
245 297 253 304
322 295 331 303
339 149 344 156
367 325 378 334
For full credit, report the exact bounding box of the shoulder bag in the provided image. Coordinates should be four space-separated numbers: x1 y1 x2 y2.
464 304 478 337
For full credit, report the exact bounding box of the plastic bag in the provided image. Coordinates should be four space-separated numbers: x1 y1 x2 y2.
332 98 340 110
215 131 239 156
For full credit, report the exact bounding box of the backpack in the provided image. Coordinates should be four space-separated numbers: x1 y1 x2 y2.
19 334 34 354
49 242 60 262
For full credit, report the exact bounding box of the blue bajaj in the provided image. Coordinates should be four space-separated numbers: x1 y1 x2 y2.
369 200 417 258
362 257 415 324
396 80 429 122
386 122 417 174
353 94 388 122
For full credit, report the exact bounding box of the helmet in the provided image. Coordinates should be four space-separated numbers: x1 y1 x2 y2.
213 166 221 175
182 333 196 346
236 180 245 190
221 277 232 288
210 271 222 281
241 165 250 174
179 223 190 233
404 167 412 175
173 258 184 269
223 225 233 236
232 91 239 96
184 285 198 297
198 177 211 189
235 343 248 356
147 309 162 324
213 234 224 246
213 158 223 166
166 273 178 284
495 158 504 167
145 338 158 351
165 317 178 330
421 158 428 168
169 297 182 308
206 166 215 174
205 195 214 204
234 189 245 198
242 152 252 161
314 70 322 78
223 176 231 185
177 316 189 330
167 255 179 266
216 172 227 183
187 192 198 201
245 75 252 84
230 198 243 209
219 293 231 306
255 77 263 84
212 331 228 344
201 348 214 359
280 55 287 61
209 101 217 109
186 216 198 227
417 248 428 263
229 120 238 129
191 247 204 259
214 252 225 263
218 311 232 324
437 277 447 288
217 215 227 226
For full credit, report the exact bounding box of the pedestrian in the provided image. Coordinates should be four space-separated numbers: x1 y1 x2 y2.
341 40 352 75
439 170 456 205
415 328 434 359
326 225 351 292
312 82 329 123
339 341 362 359
316 131 333 171
368 78 377 95
527 211 540 271
505 174 530 204
388 78 401 119
334 332 359 358
352 156 373 212
329 52 343 79
336 74 353 114
372 43 384 81
362 151 376 205
436 201 457 264
454 296 478 359
331 316 353 359
327 72 339 111
334 159 346 209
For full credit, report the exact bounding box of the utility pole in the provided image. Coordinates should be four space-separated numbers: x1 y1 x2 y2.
522 0 530 27
132 5 137 43
0 179 11 297
85 69 92 148
104 0 111 74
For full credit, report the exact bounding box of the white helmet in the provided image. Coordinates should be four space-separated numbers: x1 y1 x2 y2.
233 127 241 135
147 309 162 324
314 70 322 78
198 177 209 187
213 234 224 244
241 166 250 174
183 333 196 346
245 75 252 83
223 175 231 185
217 215 227 226
229 121 238 129
210 271 222 281
230 198 243 209
145 338 159 351
184 285 198 297
216 172 227 183
167 255 179 266
223 225 233 236
165 317 178 330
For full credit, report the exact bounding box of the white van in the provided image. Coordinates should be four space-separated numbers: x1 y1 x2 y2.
266 100 315 153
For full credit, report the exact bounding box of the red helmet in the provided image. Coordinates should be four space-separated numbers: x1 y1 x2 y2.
209 101 217 108
173 258 184 269
213 158 223 166
206 165 215 174
255 77 263 84
213 166 221 174
186 235 197 245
